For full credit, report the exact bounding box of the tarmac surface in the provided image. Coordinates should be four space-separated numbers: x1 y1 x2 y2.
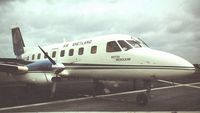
0 75 200 112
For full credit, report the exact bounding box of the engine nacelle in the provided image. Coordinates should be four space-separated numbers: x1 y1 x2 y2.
26 60 53 71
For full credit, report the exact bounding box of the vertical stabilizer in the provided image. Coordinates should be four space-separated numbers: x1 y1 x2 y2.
11 27 25 59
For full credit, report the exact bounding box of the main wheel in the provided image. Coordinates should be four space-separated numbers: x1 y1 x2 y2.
93 80 106 96
136 93 148 106
95 82 105 94
51 77 61 82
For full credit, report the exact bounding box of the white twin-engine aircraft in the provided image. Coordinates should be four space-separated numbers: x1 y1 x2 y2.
0 27 196 105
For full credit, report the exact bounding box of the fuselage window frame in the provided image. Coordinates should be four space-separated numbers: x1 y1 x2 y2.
52 51 56 58
69 49 74 56
78 47 84 55
60 50 65 57
91 46 97 54
32 54 35 60
37 53 41 59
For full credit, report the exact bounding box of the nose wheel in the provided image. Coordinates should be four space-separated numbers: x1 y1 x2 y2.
136 93 148 106
136 79 152 106
51 76 61 82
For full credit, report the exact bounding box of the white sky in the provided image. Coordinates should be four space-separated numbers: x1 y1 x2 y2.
0 0 200 63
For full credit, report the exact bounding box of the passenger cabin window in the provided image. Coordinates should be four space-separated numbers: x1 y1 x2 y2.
78 47 84 55
91 46 97 54
60 50 65 57
27 56 29 60
32 54 35 60
52 51 56 58
106 41 121 52
118 40 132 51
37 53 41 59
69 49 74 56
44 52 48 58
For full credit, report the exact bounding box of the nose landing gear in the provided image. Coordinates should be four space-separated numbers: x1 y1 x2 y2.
93 79 106 96
136 93 148 106
136 79 152 106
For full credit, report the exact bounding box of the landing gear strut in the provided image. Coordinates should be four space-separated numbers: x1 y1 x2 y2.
136 79 152 106
93 79 105 96
50 76 61 98
136 93 148 106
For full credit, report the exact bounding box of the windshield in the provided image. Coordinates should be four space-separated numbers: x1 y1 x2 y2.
106 41 121 52
137 38 149 47
117 40 132 51
127 38 149 48
126 40 141 48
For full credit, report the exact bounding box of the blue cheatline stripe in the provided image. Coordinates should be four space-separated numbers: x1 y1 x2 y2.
26 63 195 72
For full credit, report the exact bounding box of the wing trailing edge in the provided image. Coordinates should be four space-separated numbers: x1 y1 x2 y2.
0 64 28 74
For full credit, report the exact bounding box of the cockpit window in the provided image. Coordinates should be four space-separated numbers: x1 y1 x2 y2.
106 41 121 52
127 40 141 48
137 38 149 47
117 40 132 51
126 37 149 48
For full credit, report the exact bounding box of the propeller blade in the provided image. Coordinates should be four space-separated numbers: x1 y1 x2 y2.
38 46 56 65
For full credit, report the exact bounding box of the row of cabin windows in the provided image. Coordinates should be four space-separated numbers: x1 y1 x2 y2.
29 46 97 60
28 40 133 60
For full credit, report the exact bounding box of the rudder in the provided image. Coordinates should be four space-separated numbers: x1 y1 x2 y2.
11 27 25 59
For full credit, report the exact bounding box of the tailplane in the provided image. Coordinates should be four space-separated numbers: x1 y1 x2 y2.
11 27 25 59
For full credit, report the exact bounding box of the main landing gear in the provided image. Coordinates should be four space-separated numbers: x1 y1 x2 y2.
51 76 62 82
93 79 106 96
50 76 62 98
136 79 152 106
92 79 152 106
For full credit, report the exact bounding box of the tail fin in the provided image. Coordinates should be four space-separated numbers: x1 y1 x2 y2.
11 27 25 59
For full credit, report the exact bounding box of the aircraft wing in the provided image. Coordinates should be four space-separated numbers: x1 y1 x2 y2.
0 58 31 74
0 63 28 74
0 58 32 65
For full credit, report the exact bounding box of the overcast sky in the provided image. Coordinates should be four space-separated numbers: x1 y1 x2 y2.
0 0 199 63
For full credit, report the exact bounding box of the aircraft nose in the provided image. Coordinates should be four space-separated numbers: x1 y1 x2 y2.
152 49 194 68
133 48 194 68
151 49 196 77
131 48 195 78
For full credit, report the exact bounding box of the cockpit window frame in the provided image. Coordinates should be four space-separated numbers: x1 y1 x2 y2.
117 40 133 51
125 37 149 48
106 41 121 53
126 40 141 48
137 37 149 47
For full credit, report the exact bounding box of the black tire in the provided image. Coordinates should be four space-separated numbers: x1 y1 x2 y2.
94 82 105 95
51 77 61 82
136 93 148 106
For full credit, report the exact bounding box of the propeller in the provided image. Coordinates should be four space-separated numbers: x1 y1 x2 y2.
38 46 65 98
38 46 65 78
38 46 56 65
